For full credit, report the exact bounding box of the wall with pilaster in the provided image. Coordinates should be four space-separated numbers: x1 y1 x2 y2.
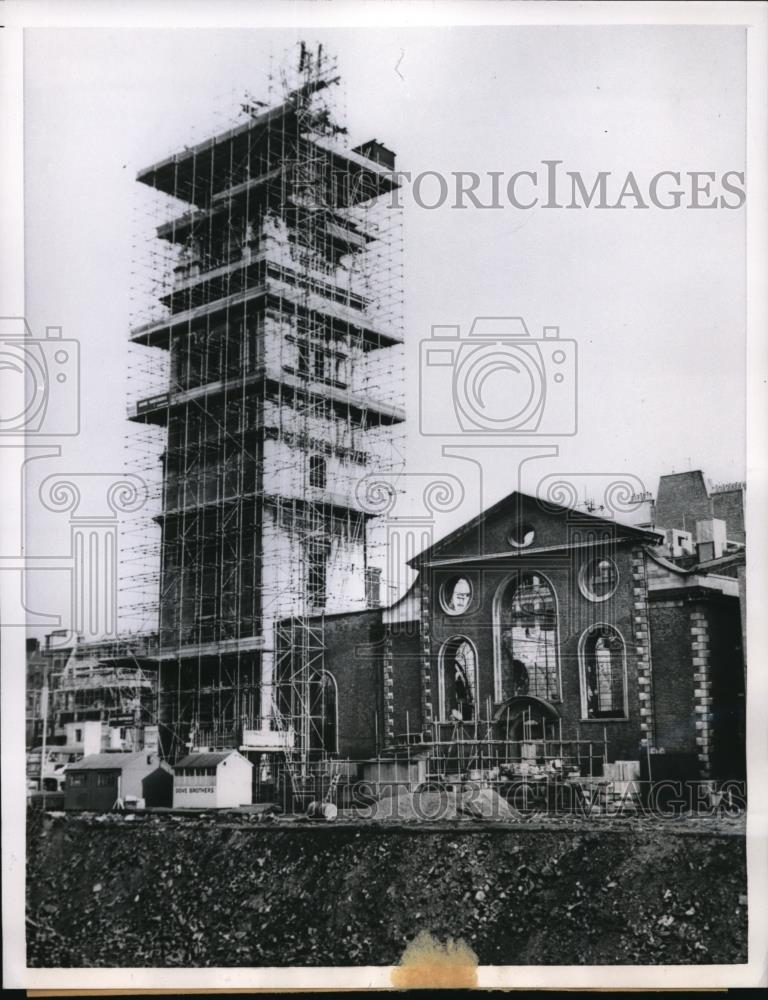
631 547 656 744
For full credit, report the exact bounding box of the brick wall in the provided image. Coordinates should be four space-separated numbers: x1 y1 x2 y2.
712 489 745 544
648 591 745 780
648 598 696 755
689 607 713 777
655 471 712 533
292 608 425 759
424 542 645 762
631 547 655 744
318 610 384 759
389 624 423 741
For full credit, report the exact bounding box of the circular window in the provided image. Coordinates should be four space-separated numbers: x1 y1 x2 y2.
579 557 619 602
508 522 535 548
440 575 473 616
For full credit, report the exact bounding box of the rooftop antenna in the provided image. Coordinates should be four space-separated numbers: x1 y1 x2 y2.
581 488 603 515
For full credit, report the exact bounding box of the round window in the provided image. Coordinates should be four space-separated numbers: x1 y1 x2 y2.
579 557 619 602
508 522 535 548
440 575 473 616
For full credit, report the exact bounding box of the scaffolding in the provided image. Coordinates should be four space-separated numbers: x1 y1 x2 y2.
49 634 160 747
123 43 405 768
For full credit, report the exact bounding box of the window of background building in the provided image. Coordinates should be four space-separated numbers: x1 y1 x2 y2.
508 522 535 548
296 338 311 376
578 556 619 602
497 573 561 703
307 538 332 608
438 636 477 721
309 455 327 489
334 354 349 386
440 575 473 616
309 671 338 753
312 344 326 380
579 624 627 719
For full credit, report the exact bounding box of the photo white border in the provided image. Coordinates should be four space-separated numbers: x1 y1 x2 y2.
2 0 766 990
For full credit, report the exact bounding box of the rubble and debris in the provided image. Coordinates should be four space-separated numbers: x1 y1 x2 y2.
26 811 746 967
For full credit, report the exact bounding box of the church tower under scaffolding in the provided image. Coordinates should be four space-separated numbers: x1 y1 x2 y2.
126 44 405 764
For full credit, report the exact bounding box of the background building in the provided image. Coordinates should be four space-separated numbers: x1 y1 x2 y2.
305 484 746 785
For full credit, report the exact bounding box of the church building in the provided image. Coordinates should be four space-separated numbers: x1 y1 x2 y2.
303 487 745 783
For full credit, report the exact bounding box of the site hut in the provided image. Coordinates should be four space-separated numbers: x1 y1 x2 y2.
64 751 173 811
172 750 253 809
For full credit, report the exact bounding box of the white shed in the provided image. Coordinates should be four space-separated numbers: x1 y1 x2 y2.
173 750 253 809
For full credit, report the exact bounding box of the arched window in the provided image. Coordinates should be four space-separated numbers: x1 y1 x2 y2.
438 637 477 722
309 671 338 753
496 572 561 703
579 624 627 719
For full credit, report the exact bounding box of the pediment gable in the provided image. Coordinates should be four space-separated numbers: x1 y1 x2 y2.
409 490 660 566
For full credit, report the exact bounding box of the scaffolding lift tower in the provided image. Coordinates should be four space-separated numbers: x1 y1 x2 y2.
125 43 405 768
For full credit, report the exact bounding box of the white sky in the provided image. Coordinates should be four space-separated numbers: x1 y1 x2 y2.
21 25 746 637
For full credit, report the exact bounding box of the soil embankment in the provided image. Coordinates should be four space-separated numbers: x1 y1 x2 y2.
27 811 747 967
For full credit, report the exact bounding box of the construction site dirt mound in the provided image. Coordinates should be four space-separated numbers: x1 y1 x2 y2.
366 786 513 822
460 786 515 821
27 811 747 967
